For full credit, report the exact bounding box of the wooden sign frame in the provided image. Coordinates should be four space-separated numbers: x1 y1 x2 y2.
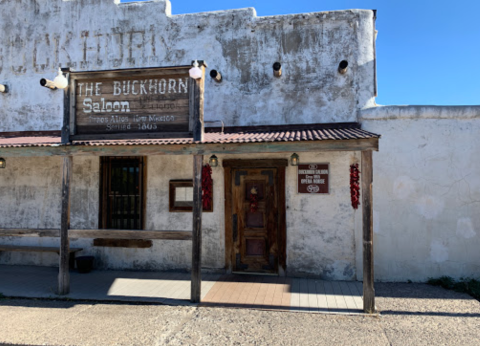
66 65 200 141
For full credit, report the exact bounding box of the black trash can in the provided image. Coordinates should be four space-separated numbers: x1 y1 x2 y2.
76 256 94 273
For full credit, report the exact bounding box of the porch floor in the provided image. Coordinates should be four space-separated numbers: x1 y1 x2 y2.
0 265 365 315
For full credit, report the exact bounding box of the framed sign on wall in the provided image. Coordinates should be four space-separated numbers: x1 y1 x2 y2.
68 66 199 140
297 163 329 194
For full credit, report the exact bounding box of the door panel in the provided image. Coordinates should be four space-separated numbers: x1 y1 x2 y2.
232 168 278 273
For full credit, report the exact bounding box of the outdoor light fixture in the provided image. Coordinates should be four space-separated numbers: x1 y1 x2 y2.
209 155 219 168
273 62 282 77
338 60 349 74
290 153 299 166
189 60 203 80
40 67 69 89
209 69 222 83
53 68 69 89
0 84 8 93
0 158 6 169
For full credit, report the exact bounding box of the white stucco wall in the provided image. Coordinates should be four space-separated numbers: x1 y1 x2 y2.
361 106 480 282
0 151 360 279
0 1 375 278
284 151 360 280
0 155 224 271
4 106 479 283
0 0 375 131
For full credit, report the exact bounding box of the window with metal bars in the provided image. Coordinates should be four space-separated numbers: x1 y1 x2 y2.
100 157 145 230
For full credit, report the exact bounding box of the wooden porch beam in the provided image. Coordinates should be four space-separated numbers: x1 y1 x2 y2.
361 150 375 313
0 138 379 158
0 228 193 240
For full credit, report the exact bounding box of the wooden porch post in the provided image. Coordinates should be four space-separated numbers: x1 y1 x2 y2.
362 150 375 313
58 156 72 295
191 154 203 303
58 69 72 295
191 61 205 303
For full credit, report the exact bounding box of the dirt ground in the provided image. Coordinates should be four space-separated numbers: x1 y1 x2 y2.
0 283 479 346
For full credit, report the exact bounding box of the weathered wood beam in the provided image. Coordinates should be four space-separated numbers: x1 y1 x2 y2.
61 70 71 144
191 62 205 304
0 228 60 237
58 156 72 295
362 150 375 313
71 229 193 240
223 167 233 273
70 66 191 80
191 154 203 303
0 228 193 240
0 138 379 158
70 132 193 141
222 159 288 168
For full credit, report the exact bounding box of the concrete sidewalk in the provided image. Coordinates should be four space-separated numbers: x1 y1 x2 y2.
0 282 479 345
0 265 367 314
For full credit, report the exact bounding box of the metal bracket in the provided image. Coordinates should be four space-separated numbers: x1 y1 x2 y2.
261 170 274 186
235 170 247 186
233 214 238 242
236 254 248 270
262 254 276 270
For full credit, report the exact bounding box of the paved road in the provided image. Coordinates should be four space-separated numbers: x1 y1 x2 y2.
0 283 479 346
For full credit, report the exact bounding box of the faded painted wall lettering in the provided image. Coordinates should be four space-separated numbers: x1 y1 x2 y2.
3 27 163 75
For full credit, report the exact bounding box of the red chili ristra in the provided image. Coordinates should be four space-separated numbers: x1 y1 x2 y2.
350 164 360 209
202 164 213 210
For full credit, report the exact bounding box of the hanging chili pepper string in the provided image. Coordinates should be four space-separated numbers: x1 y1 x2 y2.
202 164 213 210
249 187 259 213
350 163 360 209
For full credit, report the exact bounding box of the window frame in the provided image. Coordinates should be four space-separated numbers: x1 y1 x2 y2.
169 179 213 212
99 156 147 230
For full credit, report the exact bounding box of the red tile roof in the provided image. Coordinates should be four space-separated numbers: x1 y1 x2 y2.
0 123 379 148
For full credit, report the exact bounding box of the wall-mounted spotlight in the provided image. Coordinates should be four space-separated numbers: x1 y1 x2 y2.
290 153 299 166
338 60 349 74
209 155 219 168
273 62 282 77
40 67 69 89
0 84 8 93
0 158 6 169
189 60 203 80
209 70 222 83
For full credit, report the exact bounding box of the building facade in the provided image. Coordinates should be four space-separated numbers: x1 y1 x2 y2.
0 0 478 283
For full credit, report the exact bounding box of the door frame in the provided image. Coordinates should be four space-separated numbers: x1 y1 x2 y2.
224 159 287 275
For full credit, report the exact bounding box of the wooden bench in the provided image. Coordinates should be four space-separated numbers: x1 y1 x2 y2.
0 245 83 269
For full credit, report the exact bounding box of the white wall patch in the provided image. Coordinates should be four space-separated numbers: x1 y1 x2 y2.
415 195 444 220
456 218 476 239
393 176 415 200
373 210 380 234
430 239 449 263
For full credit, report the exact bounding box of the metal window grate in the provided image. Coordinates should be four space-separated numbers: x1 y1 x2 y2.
101 157 144 230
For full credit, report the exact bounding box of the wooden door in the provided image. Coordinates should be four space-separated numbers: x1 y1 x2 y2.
232 168 278 273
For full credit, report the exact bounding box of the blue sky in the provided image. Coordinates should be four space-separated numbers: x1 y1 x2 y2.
122 0 480 106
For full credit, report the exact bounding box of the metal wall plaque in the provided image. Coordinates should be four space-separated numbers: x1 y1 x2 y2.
69 66 195 140
297 163 329 194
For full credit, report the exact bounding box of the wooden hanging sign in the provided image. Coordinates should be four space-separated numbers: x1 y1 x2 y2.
67 66 200 140
297 163 329 194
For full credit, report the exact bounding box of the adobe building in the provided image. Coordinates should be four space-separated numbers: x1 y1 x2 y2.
0 0 478 307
